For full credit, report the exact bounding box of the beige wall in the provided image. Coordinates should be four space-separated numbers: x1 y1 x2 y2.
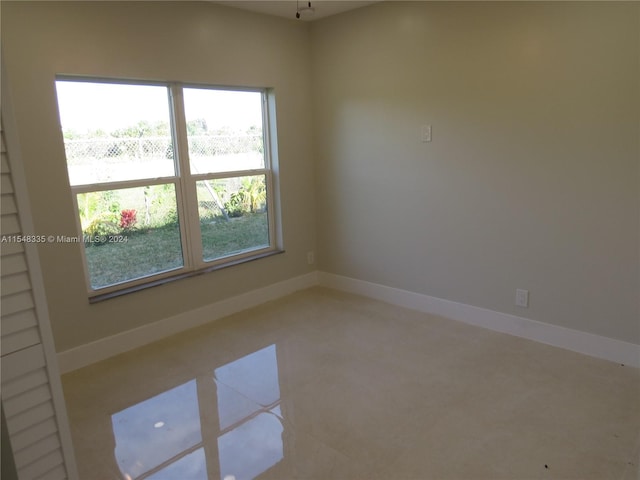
311 2 640 343
1 1 317 352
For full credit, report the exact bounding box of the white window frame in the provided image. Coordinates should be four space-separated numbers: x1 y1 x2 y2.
58 77 280 299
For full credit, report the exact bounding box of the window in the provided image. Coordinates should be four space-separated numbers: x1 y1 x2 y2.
55 79 278 297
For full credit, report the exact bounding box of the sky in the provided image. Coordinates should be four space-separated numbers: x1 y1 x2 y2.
55 80 263 134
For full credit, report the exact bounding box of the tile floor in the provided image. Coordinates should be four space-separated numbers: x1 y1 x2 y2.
62 287 640 479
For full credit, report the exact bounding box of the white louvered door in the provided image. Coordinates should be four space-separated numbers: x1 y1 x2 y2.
1 65 79 480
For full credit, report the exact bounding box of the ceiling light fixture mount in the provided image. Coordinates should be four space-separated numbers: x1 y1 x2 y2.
296 1 314 19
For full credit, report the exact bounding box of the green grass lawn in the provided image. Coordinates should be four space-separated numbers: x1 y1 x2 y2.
85 213 268 289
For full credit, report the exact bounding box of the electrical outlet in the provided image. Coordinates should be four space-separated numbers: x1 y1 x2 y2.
515 289 529 308
421 124 432 143
307 251 315 265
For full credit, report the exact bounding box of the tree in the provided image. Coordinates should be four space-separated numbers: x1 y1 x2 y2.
187 118 208 135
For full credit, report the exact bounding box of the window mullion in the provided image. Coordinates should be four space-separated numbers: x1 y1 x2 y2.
264 91 281 249
262 93 271 170
170 84 203 269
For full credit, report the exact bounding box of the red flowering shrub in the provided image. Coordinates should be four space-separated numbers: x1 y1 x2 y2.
119 209 137 231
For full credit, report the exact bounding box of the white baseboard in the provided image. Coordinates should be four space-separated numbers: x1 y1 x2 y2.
57 272 319 373
318 272 640 368
58 270 640 373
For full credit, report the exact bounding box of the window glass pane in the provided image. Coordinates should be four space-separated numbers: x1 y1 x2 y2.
196 175 269 261
183 88 264 174
78 184 183 289
55 81 175 185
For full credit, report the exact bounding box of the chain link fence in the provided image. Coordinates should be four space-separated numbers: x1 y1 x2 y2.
64 136 172 164
64 135 263 164
188 134 263 158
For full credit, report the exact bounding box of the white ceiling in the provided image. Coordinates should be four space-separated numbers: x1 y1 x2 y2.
213 1 380 21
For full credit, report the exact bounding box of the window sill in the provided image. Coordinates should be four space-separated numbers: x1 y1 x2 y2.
88 249 284 304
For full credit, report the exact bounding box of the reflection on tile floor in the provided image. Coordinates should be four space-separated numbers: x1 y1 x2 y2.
62 287 640 479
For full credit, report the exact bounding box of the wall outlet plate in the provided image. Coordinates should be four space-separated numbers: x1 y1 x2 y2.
421 124 432 142
516 289 529 308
